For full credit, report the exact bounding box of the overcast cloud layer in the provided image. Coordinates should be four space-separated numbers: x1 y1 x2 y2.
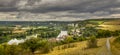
0 0 120 21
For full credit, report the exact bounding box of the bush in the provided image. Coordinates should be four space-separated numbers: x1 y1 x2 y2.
61 44 76 49
78 36 87 41
20 38 40 54
1 44 22 55
87 36 98 48
114 36 120 43
19 38 54 54
63 36 75 44
0 45 5 55
40 41 54 53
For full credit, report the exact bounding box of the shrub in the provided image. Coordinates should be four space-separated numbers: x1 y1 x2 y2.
87 36 98 48
2 44 22 55
63 36 75 44
114 36 120 43
40 41 54 53
0 45 5 55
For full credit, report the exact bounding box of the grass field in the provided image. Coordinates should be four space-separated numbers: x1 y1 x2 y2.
89 20 104 25
103 20 120 25
38 38 107 55
97 19 120 31
110 37 120 55
98 25 120 31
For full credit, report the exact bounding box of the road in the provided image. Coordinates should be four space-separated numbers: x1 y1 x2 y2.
96 38 112 55
106 38 112 55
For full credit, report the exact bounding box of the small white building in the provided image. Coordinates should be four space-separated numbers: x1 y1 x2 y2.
8 38 25 45
56 31 68 41
8 34 38 45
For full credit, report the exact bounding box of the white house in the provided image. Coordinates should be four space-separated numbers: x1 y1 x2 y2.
56 31 68 41
8 34 38 45
8 38 25 45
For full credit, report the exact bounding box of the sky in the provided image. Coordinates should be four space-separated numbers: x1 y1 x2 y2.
0 0 120 21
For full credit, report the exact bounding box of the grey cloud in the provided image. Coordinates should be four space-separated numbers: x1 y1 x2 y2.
0 0 119 13
0 0 120 21
30 0 119 13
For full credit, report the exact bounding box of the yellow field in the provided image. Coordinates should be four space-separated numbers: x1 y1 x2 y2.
37 38 107 55
103 20 120 25
110 37 120 55
96 19 120 31
98 25 120 31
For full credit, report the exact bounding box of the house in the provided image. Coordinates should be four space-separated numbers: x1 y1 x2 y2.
8 38 25 45
56 31 68 41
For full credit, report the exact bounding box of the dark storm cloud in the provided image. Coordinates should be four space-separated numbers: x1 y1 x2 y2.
18 0 120 13
1 0 120 21
0 0 18 11
0 0 119 13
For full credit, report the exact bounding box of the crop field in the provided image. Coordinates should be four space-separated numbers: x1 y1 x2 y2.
98 20 120 31
40 38 107 55
88 20 104 25
103 20 120 25
110 37 120 55
98 25 120 31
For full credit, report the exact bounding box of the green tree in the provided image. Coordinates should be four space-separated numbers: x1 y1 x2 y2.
20 37 40 55
3 44 22 55
41 41 53 53
63 36 74 44
38 39 54 53
87 36 98 48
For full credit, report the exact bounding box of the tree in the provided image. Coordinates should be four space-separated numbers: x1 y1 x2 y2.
87 36 98 48
3 44 22 55
37 39 54 53
20 37 54 54
41 41 53 53
63 36 74 44
20 37 40 55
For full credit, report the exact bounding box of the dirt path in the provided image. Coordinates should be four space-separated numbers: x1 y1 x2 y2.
106 38 112 55
96 38 112 55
